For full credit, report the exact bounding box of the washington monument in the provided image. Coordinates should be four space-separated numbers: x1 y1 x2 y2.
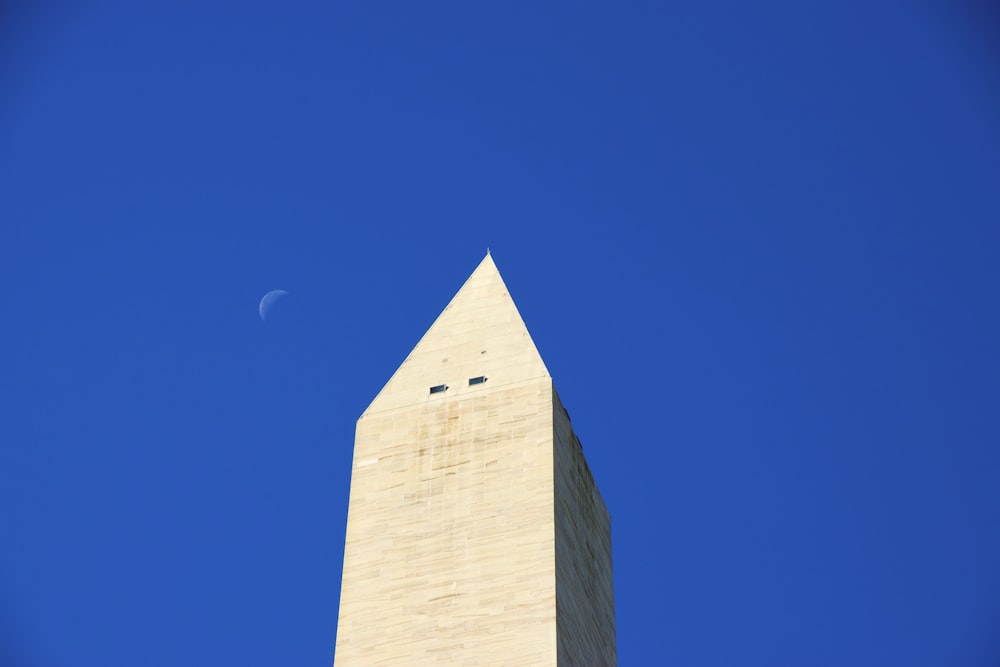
333 253 616 665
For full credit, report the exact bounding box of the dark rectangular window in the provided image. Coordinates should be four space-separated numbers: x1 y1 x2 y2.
430 384 448 394
468 376 487 385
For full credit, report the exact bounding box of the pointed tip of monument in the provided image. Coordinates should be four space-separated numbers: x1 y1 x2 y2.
471 248 499 277
361 252 549 417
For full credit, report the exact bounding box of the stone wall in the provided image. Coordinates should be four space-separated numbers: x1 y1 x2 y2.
335 378 558 666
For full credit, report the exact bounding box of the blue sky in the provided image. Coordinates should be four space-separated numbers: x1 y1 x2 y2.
2 2 999 665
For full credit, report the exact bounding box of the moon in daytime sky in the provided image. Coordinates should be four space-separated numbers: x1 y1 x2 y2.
259 289 288 321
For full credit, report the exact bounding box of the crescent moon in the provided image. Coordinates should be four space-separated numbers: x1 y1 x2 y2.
259 289 289 321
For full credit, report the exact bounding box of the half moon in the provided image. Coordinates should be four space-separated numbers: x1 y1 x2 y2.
259 289 289 321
